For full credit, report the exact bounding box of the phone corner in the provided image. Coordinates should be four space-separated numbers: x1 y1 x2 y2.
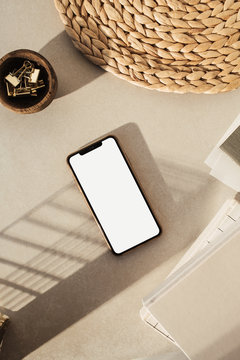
111 247 121 256
156 224 162 237
105 134 119 143
110 246 124 256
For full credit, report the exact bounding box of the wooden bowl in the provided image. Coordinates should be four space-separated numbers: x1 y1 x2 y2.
0 49 58 114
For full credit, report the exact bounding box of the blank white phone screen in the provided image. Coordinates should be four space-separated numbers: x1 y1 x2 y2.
69 137 160 254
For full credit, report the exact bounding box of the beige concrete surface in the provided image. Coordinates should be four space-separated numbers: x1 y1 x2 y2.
0 1 239 359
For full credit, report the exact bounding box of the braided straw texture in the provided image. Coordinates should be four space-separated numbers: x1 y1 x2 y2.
54 0 240 93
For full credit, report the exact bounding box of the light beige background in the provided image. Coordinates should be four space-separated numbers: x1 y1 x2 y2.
0 1 239 359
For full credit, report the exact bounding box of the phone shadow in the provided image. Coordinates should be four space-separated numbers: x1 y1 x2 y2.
0 123 218 360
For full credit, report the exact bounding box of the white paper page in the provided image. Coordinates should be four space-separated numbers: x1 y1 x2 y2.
206 114 240 168
169 199 236 275
144 199 240 304
141 199 240 350
210 151 240 191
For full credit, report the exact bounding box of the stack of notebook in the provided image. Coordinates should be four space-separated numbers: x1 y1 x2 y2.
140 199 240 360
141 117 240 360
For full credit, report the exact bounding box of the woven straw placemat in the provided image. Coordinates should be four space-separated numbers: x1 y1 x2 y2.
54 0 240 93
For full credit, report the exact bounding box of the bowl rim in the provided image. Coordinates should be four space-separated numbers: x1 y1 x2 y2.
0 49 58 114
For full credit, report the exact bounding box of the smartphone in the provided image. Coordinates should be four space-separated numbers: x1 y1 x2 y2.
67 136 161 254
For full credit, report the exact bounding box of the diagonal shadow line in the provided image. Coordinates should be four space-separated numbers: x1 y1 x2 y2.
48 201 92 220
0 258 61 282
0 279 39 298
1 246 165 360
1 255 82 304
0 233 87 263
1 221 104 291
0 182 74 235
25 217 100 245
